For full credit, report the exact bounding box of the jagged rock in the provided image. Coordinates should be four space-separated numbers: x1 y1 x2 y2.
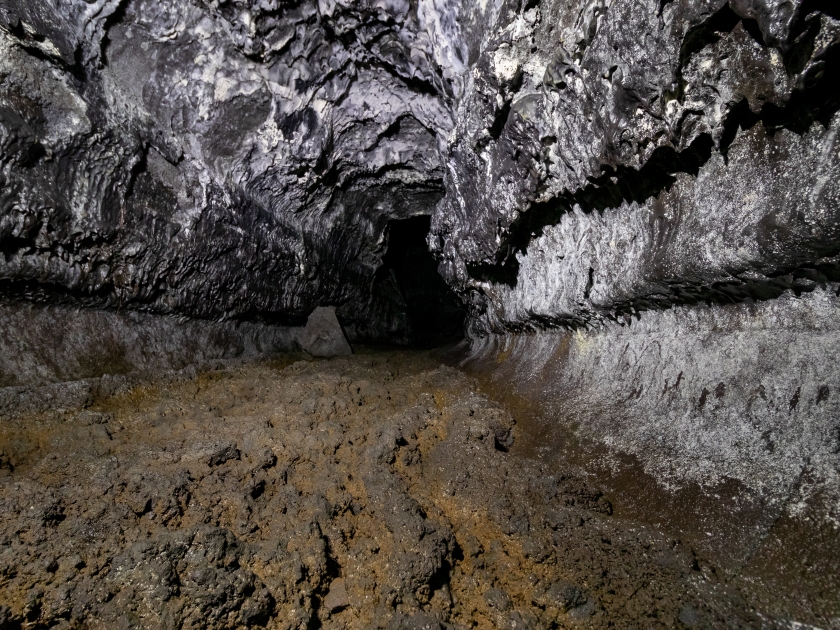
0 0 838 339
2 354 805 627
297 306 352 357
429 0 840 334
0 0 467 343
323 578 349 613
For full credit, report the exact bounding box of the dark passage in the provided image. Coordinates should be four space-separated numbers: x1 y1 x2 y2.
380 216 466 348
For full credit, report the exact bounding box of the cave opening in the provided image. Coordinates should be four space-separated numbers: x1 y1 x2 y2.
379 215 466 348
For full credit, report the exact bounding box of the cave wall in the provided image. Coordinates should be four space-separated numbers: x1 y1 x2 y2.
430 0 840 334
4 0 838 341
452 288 840 529
420 0 840 526
0 301 298 388
0 0 465 343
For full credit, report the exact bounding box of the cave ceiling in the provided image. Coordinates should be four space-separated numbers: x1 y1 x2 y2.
0 0 837 340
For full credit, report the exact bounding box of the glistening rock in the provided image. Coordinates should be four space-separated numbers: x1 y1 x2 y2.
2 0 838 339
0 0 467 343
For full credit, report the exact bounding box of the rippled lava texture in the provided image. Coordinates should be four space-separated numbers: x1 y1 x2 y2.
0 353 799 629
1 1 840 626
0 0 466 343
1 0 838 339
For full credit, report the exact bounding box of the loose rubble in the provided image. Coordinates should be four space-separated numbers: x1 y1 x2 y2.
0 353 809 629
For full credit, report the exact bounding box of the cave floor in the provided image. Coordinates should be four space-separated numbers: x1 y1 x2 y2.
0 351 836 629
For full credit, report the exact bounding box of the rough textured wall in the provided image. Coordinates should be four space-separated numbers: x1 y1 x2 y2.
1 0 840 486
452 289 840 530
0 302 298 388
0 0 471 343
2 0 838 340
0 2 839 623
419 0 840 529
430 0 840 334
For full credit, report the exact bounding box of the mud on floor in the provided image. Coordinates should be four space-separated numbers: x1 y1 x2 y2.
0 352 821 628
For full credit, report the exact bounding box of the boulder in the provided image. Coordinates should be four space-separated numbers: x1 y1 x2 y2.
297 307 353 358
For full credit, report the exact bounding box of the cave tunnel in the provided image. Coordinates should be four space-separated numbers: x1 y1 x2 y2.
0 0 839 627
379 215 466 349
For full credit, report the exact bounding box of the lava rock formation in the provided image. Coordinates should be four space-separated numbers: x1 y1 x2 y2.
1 0 840 626
1 0 838 341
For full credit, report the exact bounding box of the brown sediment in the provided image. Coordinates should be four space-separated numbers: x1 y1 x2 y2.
0 351 835 629
443 343 840 628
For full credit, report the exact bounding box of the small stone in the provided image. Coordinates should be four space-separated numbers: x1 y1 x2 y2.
679 606 702 627
544 580 587 612
323 578 349 613
207 443 240 466
484 587 512 612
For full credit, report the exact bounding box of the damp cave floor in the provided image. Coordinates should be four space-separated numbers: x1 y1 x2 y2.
0 350 836 629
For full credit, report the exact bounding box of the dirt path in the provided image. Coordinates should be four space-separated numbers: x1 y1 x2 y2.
0 352 807 628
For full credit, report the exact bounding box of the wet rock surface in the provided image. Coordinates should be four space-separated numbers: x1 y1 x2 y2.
0 0 467 342
1 352 825 629
3 0 835 340
1 0 839 627
429 0 840 334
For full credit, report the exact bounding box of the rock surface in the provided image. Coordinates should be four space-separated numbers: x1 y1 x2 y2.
0 0 466 342
430 0 840 334
0 0 838 337
2 352 831 629
452 289 840 557
297 306 352 357
1 0 840 625
0 302 299 388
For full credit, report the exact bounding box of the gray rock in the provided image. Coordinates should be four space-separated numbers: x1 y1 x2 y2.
0 0 470 344
453 289 840 531
0 0 838 601
0 302 298 388
429 0 840 333
543 581 587 612
297 306 352 358
385 612 445 630
484 587 512 612
1 0 838 345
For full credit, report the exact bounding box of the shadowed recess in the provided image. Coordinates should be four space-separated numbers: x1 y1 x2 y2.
379 216 466 348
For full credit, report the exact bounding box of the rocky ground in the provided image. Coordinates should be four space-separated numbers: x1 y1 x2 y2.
0 351 833 629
